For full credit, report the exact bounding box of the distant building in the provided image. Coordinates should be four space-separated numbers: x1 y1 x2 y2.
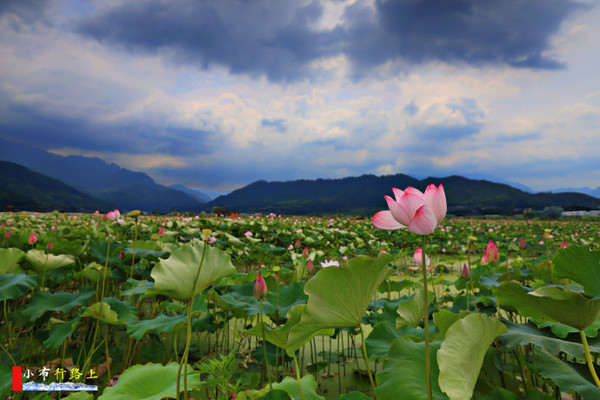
561 210 600 216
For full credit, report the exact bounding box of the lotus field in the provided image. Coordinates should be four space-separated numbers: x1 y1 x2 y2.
2 187 600 399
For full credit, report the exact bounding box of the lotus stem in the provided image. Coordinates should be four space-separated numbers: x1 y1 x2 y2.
580 330 600 389
359 323 376 396
176 300 193 400
129 216 138 279
259 298 272 388
293 353 304 400
422 235 432 400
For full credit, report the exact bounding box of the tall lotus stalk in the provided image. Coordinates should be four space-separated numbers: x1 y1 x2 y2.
176 235 208 400
373 183 446 400
127 210 141 279
255 270 272 388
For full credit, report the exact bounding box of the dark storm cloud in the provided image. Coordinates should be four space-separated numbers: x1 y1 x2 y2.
0 0 49 22
0 101 215 157
344 0 583 71
76 0 340 81
75 0 584 81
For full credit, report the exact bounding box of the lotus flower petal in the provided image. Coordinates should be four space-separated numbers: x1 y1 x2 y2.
423 184 447 224
408 205 438 235
384 195 412 227
392 188 405 202
397 193 427 221
372 211 405 230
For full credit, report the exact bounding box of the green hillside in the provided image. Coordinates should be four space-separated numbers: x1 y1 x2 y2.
207 174 600 215
0 161 108 212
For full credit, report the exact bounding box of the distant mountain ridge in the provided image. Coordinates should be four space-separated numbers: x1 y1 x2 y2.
206 174 600 215
0 161 108 211
0 138 203 212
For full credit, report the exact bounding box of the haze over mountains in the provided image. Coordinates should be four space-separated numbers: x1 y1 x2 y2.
0 137 598 214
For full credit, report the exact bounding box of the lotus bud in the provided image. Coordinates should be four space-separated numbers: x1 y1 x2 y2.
519 238 526 249
295 238 301 248
559 241 568 248
303 247 309 257
306 259 314 273
481 240 499 265
158 226 164 235
119 251 125 260
254 272 267 299
47 241 53 250
461 264 470 280
28 232 37 245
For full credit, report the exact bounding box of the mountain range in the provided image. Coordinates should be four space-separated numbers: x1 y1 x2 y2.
0 138 203 212
205 175 600 216
0 137 598 215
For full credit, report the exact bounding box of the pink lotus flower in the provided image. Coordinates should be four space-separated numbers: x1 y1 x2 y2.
519 238 526 249
254 272 267 299
244 231 252 237
414 248 430 268
208 236 216 244
559 241 568 248
158 226 165 235
105 209 121 220
372 184 446 235
481 240 499 265
3 232 9 239
320 260 340 268
28 233 37 245
47 241 53 250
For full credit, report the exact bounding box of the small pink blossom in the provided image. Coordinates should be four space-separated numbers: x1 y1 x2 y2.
413 248 430 268
559 241 568 248
158 226 165 235
208 236 216 244
244 231 252 237
320 260 340 268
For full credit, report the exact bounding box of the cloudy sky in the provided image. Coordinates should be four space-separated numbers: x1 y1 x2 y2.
1 0 599 192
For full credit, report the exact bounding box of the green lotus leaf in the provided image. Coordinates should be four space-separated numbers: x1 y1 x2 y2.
122 278 155 298
149 242 236 302
533 318 600 339
534 348 600 399
478 388 519 399
335 392 371 400
0 248 25 273
496 281 600 330
499 321 600 360
218 282 276 318
553 245 600 297
265 282 308 319
0 273 37 301
433 309 471 338
25 249 75 273
126 314 186 340
287 253 393 355
365 321 427 361
98 362 199 400
238 375 324 400
437 314 507 400
375 337 446 400
74 262 102 283
13 287 94 322
43 317 79 349
397 288 434 328
257 390 292 400
103 297 138 324
62 392 94 400
82 302 123 325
